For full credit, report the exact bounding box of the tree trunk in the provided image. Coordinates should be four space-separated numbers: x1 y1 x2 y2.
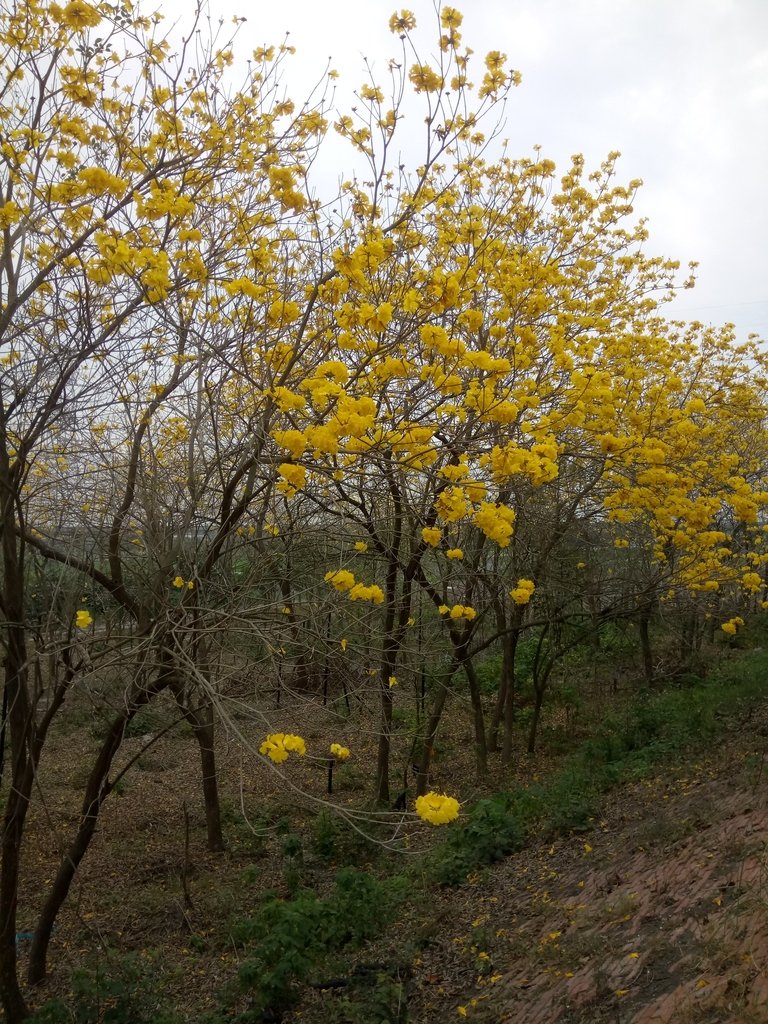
375 682 394 805
0 475 33 1021
1 761 33 1023
416 660 456 796
680 609 697 671
189 702 225 853
638 603 654 687
487 670 506 754
27 669 171 985
501 641 518 768
463 657 487 780
489 630 517 754
169 676 224 854
374 544 403 806
527 685 545 754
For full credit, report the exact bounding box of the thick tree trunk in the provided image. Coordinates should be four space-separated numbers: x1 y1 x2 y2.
489 630 517 754
1 760 33 1023
0 478 33 1021
501 657 517 767
487 671 506 754
375 544 403 806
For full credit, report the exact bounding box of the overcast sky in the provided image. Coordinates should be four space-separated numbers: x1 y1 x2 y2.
169 0 768 340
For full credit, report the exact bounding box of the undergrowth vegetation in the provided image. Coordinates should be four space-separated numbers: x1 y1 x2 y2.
27 642 768 1024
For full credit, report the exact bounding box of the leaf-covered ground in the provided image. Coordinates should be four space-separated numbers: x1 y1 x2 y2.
11 668 768 1023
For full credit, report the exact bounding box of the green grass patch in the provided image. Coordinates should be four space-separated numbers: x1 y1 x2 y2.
223 868 406 1021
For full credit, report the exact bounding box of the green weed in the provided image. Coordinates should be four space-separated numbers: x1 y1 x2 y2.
227 868 404 1019
30 953 182 1024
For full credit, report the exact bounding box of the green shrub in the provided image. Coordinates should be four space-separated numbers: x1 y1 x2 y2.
30 954 182 1024
428 794 522 886
310 809 339 861
474 655 503 696
229 869 402 1019
317 968 410 1024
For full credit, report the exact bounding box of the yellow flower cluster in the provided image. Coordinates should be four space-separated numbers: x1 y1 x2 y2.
259 733 306 763
51 1 102 31
325 569 355 591
324 569 384 604
389 9 416 33
414 791 460 825
330 743 351 760
742 572 762 594
435 486 468 523
172 576 194 590
409 63 443 94
473 502 516 547
510 579 535 605
439 604 476 621
349 583 384 603
277 463 306 497
488 441 558 486
422 526 442 547
75 609 92 629
720 617 744 636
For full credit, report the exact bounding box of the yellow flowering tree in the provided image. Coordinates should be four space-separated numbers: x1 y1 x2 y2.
0 0 338 1012
2 3 767 1019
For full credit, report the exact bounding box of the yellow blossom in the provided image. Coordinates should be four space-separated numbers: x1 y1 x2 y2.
259 733 306 763
330 742 350 760
276 463 306 497
742 571 762 593
75 609 92 629
389 9 416 33
325 569 356 592
510 579 535 605
474 502 515 547
447 604 476 621
721 616 744 635
435 487 468 523
441 6 463 28
422 526 442 547
348 582 385 603
55 0 102 31
409 63 443 93
415 791 460 825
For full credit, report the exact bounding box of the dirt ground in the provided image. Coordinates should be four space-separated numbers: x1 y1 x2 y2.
9 683 768 1023
406 708 768 1023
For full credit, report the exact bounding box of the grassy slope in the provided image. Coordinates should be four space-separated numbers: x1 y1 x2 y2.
24 643 768 1024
